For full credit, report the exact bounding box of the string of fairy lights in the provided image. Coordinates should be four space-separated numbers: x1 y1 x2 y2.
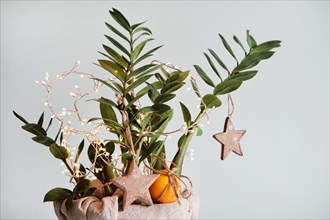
36 61 214 180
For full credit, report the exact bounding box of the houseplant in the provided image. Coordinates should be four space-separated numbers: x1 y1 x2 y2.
14 8 280 219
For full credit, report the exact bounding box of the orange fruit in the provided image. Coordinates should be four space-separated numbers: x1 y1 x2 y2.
149 171 180 203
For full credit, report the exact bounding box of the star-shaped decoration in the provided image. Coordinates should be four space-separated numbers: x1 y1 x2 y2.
111 160 159 211
213 117 246 160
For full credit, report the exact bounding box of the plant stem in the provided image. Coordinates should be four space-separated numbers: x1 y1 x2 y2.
171 109 206 175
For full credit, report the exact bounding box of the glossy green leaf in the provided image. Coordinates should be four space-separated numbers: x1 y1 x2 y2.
102 45 128 69
32 136 55 147
74 139 84 163
129 64 156 78
180 102 191 126
196 127 203 136
166 70 189 84
133 32 150 44
45 118 53 132
178 134 187 149
140 141 164 162
131 21 147 31
43 188 72 202
136 81 163 97
54 122 62 143
213 80 242 95
250 40 281 54
98 60 126 82
219 34 239 63
133 45 163 66
247 30 257 49
148 83 159 103
131 38 153 62
109 8 131 32
13 111 29 124
232 51 274 73
73 179 94 195
154 93 176 104
230 70 258 81
126 74 153 93
92 97 117 108
204 52 222 80
105 141 115 155
201 94 222 109
92 77 119 93
160 82 185 94
49 144 69 160
208 49 230 74
193 65 215 87
233 35 247 55
105 35 130 56
155 72 165 82
22 123 46 136
104 140 130 150
132 26 152 35
105 22 130 43
37 112 44 126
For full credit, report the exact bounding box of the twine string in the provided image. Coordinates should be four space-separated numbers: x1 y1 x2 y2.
228 94 235 117
143 154 193 203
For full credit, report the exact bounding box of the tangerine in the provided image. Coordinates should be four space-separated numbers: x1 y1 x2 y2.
149 171 180 203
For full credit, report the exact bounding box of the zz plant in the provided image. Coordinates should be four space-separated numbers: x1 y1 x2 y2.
14 8 280 206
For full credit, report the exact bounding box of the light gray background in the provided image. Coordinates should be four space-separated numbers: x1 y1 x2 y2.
1 1 329 219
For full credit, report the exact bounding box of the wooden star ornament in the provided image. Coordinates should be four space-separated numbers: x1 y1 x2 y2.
111 160 159 211
213 117 246 160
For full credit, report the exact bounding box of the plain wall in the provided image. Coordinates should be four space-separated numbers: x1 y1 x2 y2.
1 1 329 219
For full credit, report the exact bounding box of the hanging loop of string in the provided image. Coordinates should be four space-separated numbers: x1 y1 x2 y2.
228 94 235 117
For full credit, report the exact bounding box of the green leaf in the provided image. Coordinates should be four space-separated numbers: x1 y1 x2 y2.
105 35 130 56
105 22 130 43
45 118 53 132
166 70 189 84
155 72 165 83
136 81 163 97
133 45 163 66
204 52 222 80
13 111 29 124
201 94 222 109
131 21 147 31
43 188 72 202
105 141 115 155
32 136 55 147
49 144 69 160
109 8 131 32
180 102 191 126
104 140 130 150
74 139 84 163
232 51 275 73
126 74 153 93
131 38 153 62
160 82 185 94
219 34 239 64
54 122 62 143
213 80 243 95
250 40 281 54
247 30 257 49
132 32 150 44
140 141 164 163
92 77 119 93
22 123 46 136
230 70 258 81
233 35 247 55
98 60 126 82
73 179 95 195
148 83 160 103
102 45 128 69
92 97 117 108
178 134 187 149
129 64 156 78
208 49 230 74
154 93 176 104
132 26 152 35
37 112 44 126
196 127 203 136
193 65 215 87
